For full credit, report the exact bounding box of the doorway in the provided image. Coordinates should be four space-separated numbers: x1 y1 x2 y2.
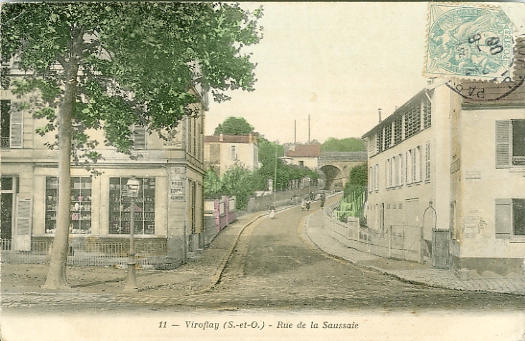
1 177 17 249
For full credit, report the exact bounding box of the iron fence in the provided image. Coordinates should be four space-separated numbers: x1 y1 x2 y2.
1 239 168 267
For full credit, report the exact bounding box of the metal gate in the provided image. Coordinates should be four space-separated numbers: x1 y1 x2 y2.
432 229 450 268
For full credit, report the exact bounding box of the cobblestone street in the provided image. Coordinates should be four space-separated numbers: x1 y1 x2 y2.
3 205 525 341
4 204 525 314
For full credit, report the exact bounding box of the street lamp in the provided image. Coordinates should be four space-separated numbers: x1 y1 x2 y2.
124 176 140 292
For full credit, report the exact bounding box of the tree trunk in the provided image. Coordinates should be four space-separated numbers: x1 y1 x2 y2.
42 61 78 290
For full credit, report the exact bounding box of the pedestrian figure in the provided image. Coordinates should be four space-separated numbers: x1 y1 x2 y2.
305 201 310 211
269 203 276 219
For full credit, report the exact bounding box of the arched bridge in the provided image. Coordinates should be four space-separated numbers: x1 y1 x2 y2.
319 152 367 190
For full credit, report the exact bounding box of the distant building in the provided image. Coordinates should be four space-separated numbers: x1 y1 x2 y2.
204 134 259 176
362 78 525 278
284 143 321 169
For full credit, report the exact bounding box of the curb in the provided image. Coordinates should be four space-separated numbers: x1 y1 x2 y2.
195 212 266 294
302 211 525 297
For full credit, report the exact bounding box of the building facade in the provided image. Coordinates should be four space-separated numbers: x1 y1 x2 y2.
284 143 321 170
204 134 259 176
362 79 525 278
1 85 207 267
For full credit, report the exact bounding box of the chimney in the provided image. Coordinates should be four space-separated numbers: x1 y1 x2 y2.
308 114 311 143
294 120 296 144
378 109 382 122
219 133 223 142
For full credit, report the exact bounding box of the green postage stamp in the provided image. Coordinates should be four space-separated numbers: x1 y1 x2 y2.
425 3 515 81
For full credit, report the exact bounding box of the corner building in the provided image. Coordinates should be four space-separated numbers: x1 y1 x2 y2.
362 77 525 278
1 84 206 268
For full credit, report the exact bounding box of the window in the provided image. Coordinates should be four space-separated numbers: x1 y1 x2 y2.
386 158 393 188
1 101 10 147
393 156 398 187
394 117 403 145
425 142 431 180
1 176 18 243
422 97 431 129
1 100 23 148
369 134 377 156
406 150 412 184
495 199 525 238
230 145 237 161
377 128 384 153
384 123 392 150
45 177 92 234
496 119 525 168
512 120 525 165
132 124 147 149
404 106 421 139
415 146 422 182
368 166 373 193
397 154 403 186
374 163 379 191
109 177 155 235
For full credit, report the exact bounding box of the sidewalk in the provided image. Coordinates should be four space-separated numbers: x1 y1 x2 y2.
303 209 525 296
1 211 265 296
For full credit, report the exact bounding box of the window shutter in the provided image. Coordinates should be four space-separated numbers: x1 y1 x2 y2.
9 107 23 148
495 198 512 238
132 125 147 149
14 198 32 251
495 120 511 169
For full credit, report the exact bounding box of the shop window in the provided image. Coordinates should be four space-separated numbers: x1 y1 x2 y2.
495 198 525 238
45 177 92 234
109 177 155 235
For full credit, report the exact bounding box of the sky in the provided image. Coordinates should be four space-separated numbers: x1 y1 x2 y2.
205 2 431 144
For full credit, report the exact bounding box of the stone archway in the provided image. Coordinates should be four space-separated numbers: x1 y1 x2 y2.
320 165 343 190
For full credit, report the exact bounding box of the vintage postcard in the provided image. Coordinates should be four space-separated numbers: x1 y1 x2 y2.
1 2 525 341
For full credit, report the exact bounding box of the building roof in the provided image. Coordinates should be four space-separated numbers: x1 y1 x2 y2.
286 144 321 158
204 134 258 144
361 88 430 139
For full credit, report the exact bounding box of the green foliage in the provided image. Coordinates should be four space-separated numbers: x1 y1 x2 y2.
203 168 222 198
1 2 264 156
203 166 258 210
321 137 365 152
348 162 368 186
213 116 254 135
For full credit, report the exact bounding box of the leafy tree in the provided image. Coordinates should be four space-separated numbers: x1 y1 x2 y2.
321 137 365 152
203 168 222 198
1 2 263 289
213 116 254 135
218 166 258 210
348 162 368 186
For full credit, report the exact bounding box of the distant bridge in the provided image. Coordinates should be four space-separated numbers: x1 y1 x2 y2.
318 152 367 190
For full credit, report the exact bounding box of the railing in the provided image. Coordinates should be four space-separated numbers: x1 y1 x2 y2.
1 137 10 148
324 206 424 263
1 239 168 267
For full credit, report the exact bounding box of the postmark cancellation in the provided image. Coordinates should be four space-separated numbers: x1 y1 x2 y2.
425 3 515 81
